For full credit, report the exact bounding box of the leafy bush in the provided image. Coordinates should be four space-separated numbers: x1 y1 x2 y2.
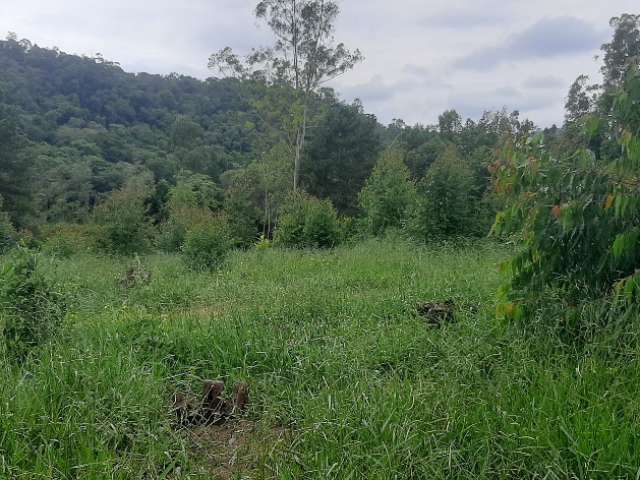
0 195 17 254
255 234 273 251
224 184 262 248
274 193 341 248
0 211 17 255
337 215 364 245
359 149 416 236
408 145 478 240
94 180 153 255
492 69 640 326
157 174 224 252
182 218 232 271
0 249 67 361
40 224 100 257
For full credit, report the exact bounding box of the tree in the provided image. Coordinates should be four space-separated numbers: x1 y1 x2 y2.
222 141 293 243
438 110 462 141
359 149 416 236
0 107 31 226
210 0 363 191
408 145 477 239
170 116 204 150
492 67 640 328
565 75 596 125
182 218 232 271
94 176 153 255
157 173 223 252
302 100 381 213
274 192 340 248
601 14 640 90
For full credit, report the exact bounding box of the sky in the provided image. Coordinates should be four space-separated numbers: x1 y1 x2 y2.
0 0 637 127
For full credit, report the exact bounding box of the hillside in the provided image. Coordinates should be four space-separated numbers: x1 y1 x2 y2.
0 36 530 232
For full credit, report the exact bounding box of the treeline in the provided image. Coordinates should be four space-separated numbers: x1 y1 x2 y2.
0 33 531 260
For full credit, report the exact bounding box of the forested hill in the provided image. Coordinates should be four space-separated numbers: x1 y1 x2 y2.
0 35 533 240
0 37 273 194
0 36 391 225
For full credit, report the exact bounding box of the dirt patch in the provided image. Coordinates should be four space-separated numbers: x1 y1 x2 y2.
171 380 289 478
188 420 289 479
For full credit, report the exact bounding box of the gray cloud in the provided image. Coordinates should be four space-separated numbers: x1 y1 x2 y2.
403 64 430 78
455 16 606 70
338 75 398 104
449 86 558 119
421 8 512 29
522 75 567 90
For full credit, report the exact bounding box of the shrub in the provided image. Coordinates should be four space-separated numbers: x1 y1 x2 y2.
408 145 478 240
0 196 17 254
337 215 364 245
157 174 224 252
94 180 153 255
39 224 100 257
182 218 232 271
359 149 416 236
0 213 17 255
492 69 640 327
0 248 67 361
255 234 273 251
224 184 262 248
156 219 187 253
274 193 340 249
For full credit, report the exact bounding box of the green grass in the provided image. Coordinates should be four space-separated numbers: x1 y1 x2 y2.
2 238 640 479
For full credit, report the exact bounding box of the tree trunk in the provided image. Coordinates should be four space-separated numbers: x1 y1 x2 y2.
293 103 307 192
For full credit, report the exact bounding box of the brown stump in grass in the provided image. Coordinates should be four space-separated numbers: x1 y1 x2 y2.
417 300 455 327
232 382 249 414
171 380 250 428
202 380 227 425
172 392 198 426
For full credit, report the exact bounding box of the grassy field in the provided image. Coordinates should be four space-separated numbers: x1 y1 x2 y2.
2 238 640 479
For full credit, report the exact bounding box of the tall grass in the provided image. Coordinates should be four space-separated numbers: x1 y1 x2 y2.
1 238 639 478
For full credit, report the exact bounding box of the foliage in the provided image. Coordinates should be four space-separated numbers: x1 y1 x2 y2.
0 197 17 254
168 172 222 214
157 173 224 252
222 143 293 246
274 192 340 248
223 181 263 248
255 234 273 251
39 223 100 257
492 69 640 325
94 178 153 255
0 34 528 238
210 0 363 191
302 100 382 213
359 148 416 236
0 106 32 226
182 217 233 271
408 145 478 239
0 248 66 361
601 14 640 90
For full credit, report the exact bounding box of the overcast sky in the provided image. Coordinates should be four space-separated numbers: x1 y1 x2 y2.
1 1 636 127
